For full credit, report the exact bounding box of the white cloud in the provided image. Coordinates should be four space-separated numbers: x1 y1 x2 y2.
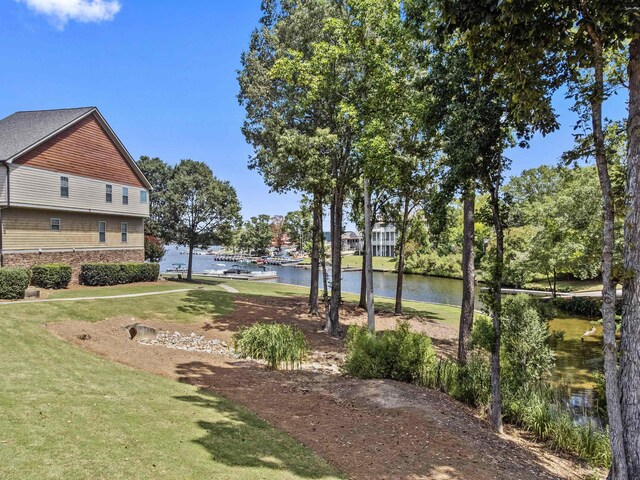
17 0 121 27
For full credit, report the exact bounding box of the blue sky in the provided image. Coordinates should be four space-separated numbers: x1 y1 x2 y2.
0 1 629 223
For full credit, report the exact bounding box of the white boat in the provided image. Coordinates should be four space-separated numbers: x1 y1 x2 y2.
201 269 227 276
166 263 187 273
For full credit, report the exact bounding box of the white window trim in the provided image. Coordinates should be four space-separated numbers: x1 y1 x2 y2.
50 218 61 232
98 221 107 243
121 222 128 243
60 176 69 198
140 190 147 204
122 187 129 205
106 184 112 203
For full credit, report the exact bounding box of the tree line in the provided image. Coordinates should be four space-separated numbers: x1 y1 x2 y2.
237 1 639 477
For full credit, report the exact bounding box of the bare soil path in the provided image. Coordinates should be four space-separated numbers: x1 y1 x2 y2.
48 294 598 480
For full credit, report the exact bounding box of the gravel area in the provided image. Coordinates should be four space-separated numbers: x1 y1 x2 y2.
139 330 233 356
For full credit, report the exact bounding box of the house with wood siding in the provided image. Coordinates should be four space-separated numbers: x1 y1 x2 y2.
0 107 151 281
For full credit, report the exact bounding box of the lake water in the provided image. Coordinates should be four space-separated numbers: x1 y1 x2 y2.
161 246 467 305
161 246 603 418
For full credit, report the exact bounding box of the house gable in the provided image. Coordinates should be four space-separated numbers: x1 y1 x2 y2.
14 113 146 188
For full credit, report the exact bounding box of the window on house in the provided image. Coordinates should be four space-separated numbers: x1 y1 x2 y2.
106 185 112 203
121 222 128 242
98 221 106 243
140 190 147 204
60 177 69 197
122 187 129 205
50 218 61 231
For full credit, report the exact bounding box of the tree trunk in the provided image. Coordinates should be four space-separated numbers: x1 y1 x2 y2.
309 196 321 316
394 193 410 315
329 186 344 336
487 184 503 433
585 25 629 480
187 241 194 282
621 23 640 480
363 177 375 332
359 244 367 309
458 183 475 364
320 213 331 331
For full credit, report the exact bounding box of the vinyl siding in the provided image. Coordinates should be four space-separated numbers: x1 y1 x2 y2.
1 207 144 251
14 114 146 188
8 164 149 217
0 165 6 205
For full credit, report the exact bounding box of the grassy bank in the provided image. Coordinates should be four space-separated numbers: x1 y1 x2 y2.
0 283 342 480
300 255 397 271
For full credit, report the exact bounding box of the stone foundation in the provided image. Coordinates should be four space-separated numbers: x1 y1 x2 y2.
1 249 144 283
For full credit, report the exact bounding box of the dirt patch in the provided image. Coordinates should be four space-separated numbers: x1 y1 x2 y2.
47 294 598 480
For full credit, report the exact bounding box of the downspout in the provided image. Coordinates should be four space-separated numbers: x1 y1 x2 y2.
0 161 9 267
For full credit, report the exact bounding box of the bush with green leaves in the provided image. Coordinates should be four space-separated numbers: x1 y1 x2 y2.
233 323 309 370
344 322 437 384
80 262 160 286
403 251 463 278
551 296 621 318
0 267 31 299
473 295 555 396
422 356 491 408
31 264 72 289
501 295 556 394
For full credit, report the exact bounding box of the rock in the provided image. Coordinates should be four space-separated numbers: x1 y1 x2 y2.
77 333 91 341
24 287 40 298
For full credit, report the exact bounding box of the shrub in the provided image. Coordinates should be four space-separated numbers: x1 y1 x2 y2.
344 322 437 385
501 295 555 394
552 296 622 318
31 263 71 289
145 235 166 263
0 267 31 299
473 295 555 396
80 262 160 286
403 251 463 278
233 323 309 370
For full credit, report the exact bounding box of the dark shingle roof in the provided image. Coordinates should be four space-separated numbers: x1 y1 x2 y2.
0 107 95 161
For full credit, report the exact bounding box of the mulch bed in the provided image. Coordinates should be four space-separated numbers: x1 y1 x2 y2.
48 294 597 480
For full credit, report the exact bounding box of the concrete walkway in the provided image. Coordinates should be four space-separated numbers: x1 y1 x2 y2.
218 284 239 293
0 288 195 305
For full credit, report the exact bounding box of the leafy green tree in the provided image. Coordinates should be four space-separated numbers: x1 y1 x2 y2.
165 160 241 281
240 215 274 256
243 0 410 334
137 156 172 238
437 2 637 473
284 209 312 253
238 0 334 317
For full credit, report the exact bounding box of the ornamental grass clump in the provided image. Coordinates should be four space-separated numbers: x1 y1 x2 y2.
232 323 309 370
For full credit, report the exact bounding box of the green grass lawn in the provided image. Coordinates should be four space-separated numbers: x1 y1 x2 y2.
0 287 342 480
189 277 463 326
523 278 609 293
300 255 397 271
46 281 205 299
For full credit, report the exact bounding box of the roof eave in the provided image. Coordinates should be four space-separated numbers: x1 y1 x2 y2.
5 108 153 191
4 108 96 164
